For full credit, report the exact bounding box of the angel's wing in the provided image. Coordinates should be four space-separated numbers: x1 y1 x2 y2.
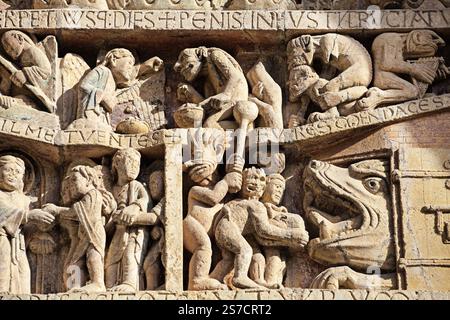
59 53 90 128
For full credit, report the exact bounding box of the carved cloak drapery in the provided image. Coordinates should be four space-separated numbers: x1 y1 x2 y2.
66 189 106 265
0 191 30 294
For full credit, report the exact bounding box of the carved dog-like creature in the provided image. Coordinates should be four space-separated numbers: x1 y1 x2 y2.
303 159 396 289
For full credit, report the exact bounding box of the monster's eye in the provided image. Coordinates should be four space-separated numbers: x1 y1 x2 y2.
363 178 383 194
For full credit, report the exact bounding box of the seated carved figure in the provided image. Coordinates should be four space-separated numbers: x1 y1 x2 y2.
43 165 116 293
174 46 250 129
356 30 449 111
303 159 396 289
0 31 55 112
69 48 163 132
287 33 372 123
214 167 308 289
0 155 55 294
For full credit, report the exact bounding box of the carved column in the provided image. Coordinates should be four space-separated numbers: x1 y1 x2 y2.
163 134 183 291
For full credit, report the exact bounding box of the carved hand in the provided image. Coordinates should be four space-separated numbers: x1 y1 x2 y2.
28 209 55 225
118 204 140 226
437 62 450 79
101 94 118 112
10 70 27 88
224 172 242 194
251 81 265 100
42 203 61 216
150 57 164 72
290 229 309 246
288 114 305 128
177 83 197 103
412 64 437 84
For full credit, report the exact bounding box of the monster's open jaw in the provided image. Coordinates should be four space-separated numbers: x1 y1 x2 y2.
303 176 365 238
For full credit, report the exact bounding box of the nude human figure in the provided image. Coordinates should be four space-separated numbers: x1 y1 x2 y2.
288 33 372 122
183 130 243 290
357 30 449 110
214 168 309 289
174 46 249 129
250 174 309 288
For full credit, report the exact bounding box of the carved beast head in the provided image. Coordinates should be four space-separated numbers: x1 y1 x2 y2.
303 159 395 272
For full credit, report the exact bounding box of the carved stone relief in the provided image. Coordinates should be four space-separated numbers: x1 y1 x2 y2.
0 1 448 300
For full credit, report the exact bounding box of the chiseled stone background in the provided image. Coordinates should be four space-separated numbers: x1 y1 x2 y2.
0 0 448 299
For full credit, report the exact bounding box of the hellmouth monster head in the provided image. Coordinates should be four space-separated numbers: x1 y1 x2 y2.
303 159 395 272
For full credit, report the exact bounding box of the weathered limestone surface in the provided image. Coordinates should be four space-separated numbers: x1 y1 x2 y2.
0 9 449 32
0 2 448 300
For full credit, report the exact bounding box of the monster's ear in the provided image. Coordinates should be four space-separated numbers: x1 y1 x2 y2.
300 35 313 52
195 47 209 59
430 31 446 47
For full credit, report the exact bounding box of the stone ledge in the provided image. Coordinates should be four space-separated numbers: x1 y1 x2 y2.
0 9 449 33
273 94 450 154
0 289 448 300
0 94 448 160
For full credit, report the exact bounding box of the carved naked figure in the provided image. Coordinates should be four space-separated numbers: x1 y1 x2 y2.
107 0 225 9
287 33 372 123
69 48 163 132
183 130 242 290
250 174 308 289
247 62 283 129
357 30 449 111
0 31 55 112
0 155 55 294
105 148 153 292
174 46 250 129
43 165 116 293
303 160 396 289
214 167 308 289
31 0 109 9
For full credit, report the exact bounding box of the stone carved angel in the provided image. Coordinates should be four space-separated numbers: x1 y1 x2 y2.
67 48 166 133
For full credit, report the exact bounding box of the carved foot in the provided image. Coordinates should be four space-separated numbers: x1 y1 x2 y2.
307 107 340 123
355 87 384 111
190 277 228 291
232 276 264 289
264 282 284 290
109 283 136 293
69 282 106 293
318 92 343 109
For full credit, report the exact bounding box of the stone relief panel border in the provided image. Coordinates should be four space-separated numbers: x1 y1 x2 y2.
0 289 448 300
0 9 449 32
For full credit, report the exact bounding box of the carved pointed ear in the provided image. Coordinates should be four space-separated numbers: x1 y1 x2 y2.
430 31 446 47
195 47 208 59
301 35 313 52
